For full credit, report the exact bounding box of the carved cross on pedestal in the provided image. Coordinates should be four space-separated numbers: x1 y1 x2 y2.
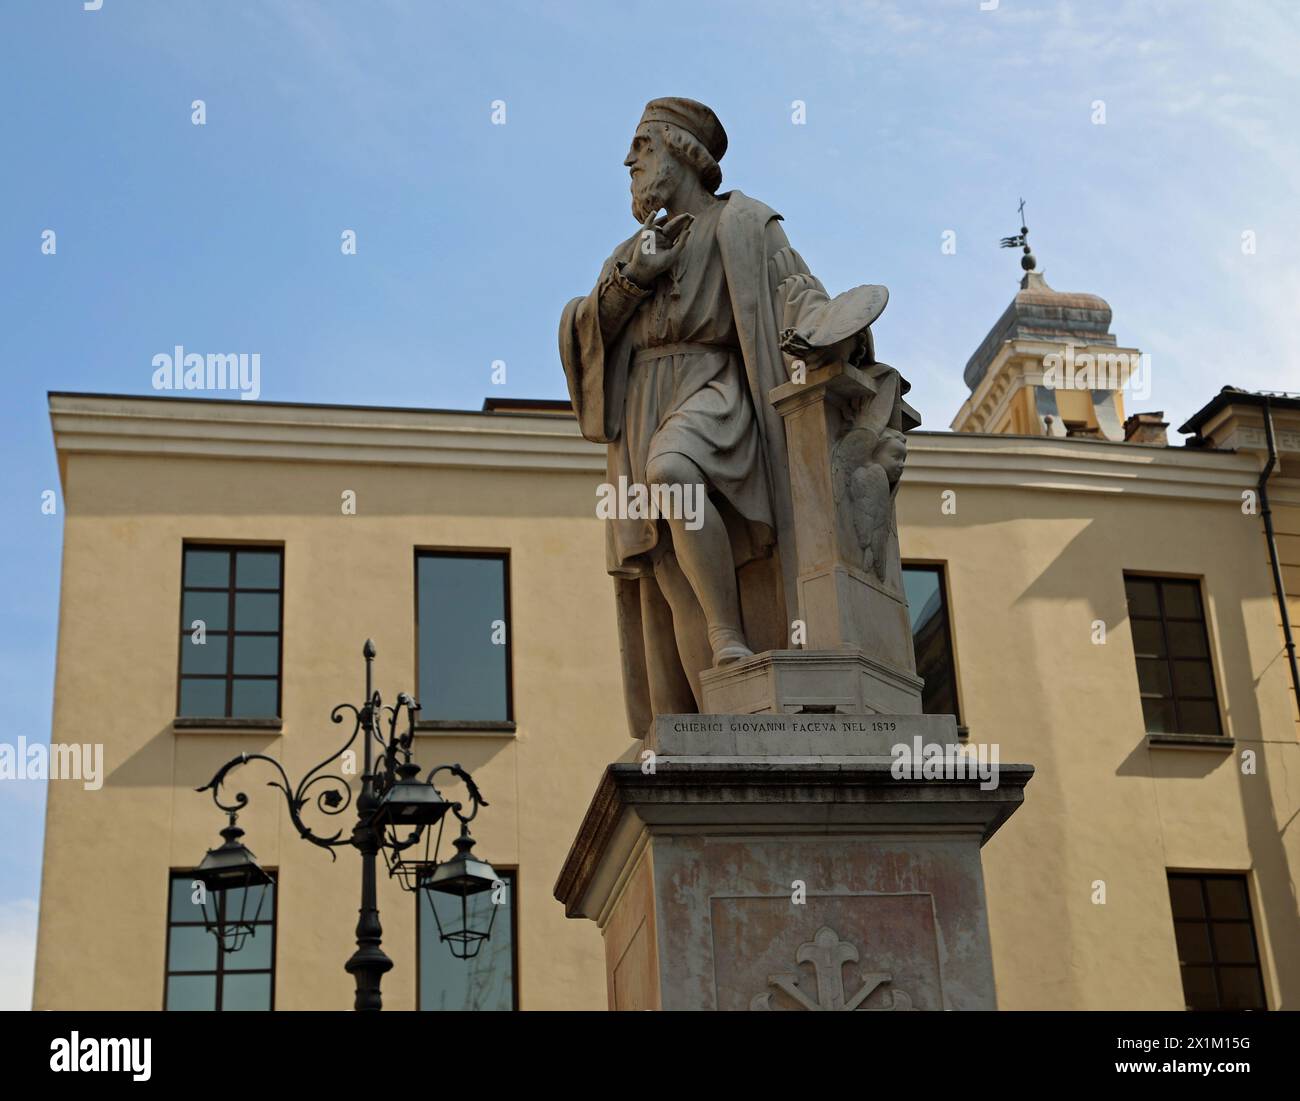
750 926 913 1011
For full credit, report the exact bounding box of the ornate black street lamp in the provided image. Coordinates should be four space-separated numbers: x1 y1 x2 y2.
191 639 497 1011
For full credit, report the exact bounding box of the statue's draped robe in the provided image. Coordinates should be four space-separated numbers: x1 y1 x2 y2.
560 191 841 738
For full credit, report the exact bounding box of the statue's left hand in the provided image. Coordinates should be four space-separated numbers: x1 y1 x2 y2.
622 211 694 288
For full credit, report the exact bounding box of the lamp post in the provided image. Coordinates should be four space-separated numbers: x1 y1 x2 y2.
192 639 499 1011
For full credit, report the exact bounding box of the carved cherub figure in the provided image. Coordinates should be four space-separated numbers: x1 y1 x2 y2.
834 428 907 580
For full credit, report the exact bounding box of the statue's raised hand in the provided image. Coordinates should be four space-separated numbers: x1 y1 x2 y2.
622 211 693 288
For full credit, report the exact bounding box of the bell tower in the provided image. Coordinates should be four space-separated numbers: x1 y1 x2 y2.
951 203 1143 440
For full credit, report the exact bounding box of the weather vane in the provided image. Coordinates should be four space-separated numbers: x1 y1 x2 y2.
1000 198 1037 272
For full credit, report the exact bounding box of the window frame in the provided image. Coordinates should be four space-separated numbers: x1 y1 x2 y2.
176 543 284 720
413 548 514 728
1124 573 1224 738
162 868 278 1011
1166 871 1268 1011
416 865 519 1011
901 561 962 725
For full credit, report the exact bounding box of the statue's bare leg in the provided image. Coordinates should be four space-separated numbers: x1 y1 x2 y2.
639 572 698 713
645 452 753 667
651 551 711 705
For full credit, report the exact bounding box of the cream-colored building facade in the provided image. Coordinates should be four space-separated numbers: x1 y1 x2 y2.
33 277 1300 1010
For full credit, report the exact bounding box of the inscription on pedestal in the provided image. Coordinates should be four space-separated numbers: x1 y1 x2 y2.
652 712 959 757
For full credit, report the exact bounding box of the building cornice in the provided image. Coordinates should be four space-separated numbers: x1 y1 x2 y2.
49 391 601 474
49 392 1260 502
905 431 1259 503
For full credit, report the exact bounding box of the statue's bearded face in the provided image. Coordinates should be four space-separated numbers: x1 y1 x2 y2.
625 124 683 222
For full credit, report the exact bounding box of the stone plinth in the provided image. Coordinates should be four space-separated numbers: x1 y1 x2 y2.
554 714 1032 1011
698 647 923 716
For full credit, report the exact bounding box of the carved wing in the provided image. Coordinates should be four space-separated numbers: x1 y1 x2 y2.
861 465 891 579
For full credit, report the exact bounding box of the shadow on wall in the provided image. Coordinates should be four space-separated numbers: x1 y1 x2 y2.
1215 594 1299 1010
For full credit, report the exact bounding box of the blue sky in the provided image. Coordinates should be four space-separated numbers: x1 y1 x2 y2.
1 0 1298 1007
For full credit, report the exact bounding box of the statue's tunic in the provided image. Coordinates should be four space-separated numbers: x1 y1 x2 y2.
561 190 846 736
617 197 773 570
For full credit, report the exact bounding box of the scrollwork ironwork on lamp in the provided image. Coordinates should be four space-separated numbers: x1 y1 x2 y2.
190 639 496 1011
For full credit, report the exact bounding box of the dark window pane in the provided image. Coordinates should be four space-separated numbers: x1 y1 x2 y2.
1130 619 1165 658
166 975 216 1011
168 925 217 972
903 569 941 633
1205 877 1250 919
166 872 276 1013
1172 660 1215 699
178 545 280 722
231 679 278 718
184 549 229 588
1218 968 1266 1010
1125 578 1159 617
1166 621 1209 659
1163 582 1203 620
903 567 958 719
1179 965 1218 1010
179 678 227 718
170 876 209 923
1167 873 1264 1013
1136 658 1171 696
1142 697 1176 734
234 592 279 632
417 556 509 722
1212 923 1257 965
1179 701 1222 737
1168 877 1204 920
181 634 227 675
221 973 272 1011
1127 576 1221 740
420 872 514 1011
233 635 278 676
1174 921 1212 965
183 591 228 632
236 551 280 589
225 929 273 971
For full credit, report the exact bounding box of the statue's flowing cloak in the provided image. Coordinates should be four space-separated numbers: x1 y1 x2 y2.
560 191 836 737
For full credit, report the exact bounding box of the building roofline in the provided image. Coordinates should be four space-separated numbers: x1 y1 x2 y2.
48 390 1211 450
1178 387 1300 436
46 390 577 422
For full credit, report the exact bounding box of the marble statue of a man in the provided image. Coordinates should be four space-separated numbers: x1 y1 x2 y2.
560 97 893 737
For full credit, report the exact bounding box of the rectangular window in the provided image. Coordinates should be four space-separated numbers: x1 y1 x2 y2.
415 552 511 723
902 565 960 721
419 869 516 1010
1125 576 1222 737
1167 873 1266 1010
178 545 283 719
164 871 276 1010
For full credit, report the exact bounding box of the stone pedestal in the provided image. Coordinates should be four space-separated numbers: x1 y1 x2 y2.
555 714 1032 1011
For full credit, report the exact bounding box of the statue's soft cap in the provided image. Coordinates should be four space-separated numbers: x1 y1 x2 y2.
639 97 728 162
